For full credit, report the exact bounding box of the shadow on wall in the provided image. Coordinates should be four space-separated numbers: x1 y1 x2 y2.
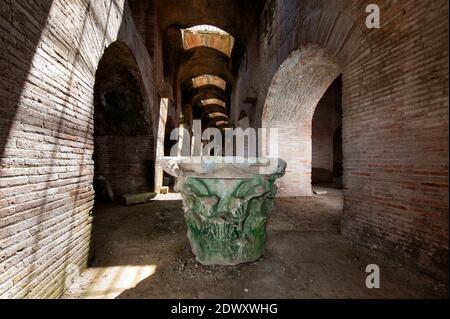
1 0 158 298
0 1 54 159
24 1 119 298
1 1 100 297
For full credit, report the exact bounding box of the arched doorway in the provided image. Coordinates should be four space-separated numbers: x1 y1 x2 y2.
262 45 341 197
311 76 343 189
163 116 176 190
93 42 155 202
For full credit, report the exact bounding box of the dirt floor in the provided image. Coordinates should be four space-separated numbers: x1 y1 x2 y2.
62 188 448 299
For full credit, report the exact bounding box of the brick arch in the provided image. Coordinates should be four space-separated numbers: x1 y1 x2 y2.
263 45 341 124
190 89 228 107
93 41 155 196
94 41 153 134
181 26 235 57
262 45 341 197
177 47 235 85
255 3 371 126
257 1 372 198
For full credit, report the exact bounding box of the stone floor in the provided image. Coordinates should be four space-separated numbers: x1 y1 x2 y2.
62 188 448 299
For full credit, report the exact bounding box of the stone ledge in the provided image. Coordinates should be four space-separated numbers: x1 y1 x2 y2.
121 192 157 206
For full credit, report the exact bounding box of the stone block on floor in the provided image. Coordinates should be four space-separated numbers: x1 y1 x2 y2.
121 192 157 205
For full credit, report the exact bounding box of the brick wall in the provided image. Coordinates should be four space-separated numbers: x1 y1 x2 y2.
94 136 154 195
0 0 157 298
235 0 449 280
341 0 449 281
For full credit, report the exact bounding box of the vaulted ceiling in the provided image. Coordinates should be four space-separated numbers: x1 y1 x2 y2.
155 0 265 130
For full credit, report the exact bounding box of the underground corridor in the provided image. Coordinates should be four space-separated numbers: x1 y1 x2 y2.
63 192 446 299
0 0 448 300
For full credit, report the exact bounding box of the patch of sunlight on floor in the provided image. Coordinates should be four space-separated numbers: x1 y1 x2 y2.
154 193 182 201
63 265 157 299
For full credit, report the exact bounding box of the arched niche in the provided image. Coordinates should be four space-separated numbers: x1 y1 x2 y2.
262 45 341 197
93 41 155 197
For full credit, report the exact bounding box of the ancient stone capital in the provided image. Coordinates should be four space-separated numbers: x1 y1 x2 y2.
162 157 287 265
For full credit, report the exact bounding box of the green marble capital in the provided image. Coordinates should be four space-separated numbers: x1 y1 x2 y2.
166 158 287 265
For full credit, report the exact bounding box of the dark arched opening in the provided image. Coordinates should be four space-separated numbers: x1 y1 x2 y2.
92 42 155 203
311 75 343 189
163 116 176 190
